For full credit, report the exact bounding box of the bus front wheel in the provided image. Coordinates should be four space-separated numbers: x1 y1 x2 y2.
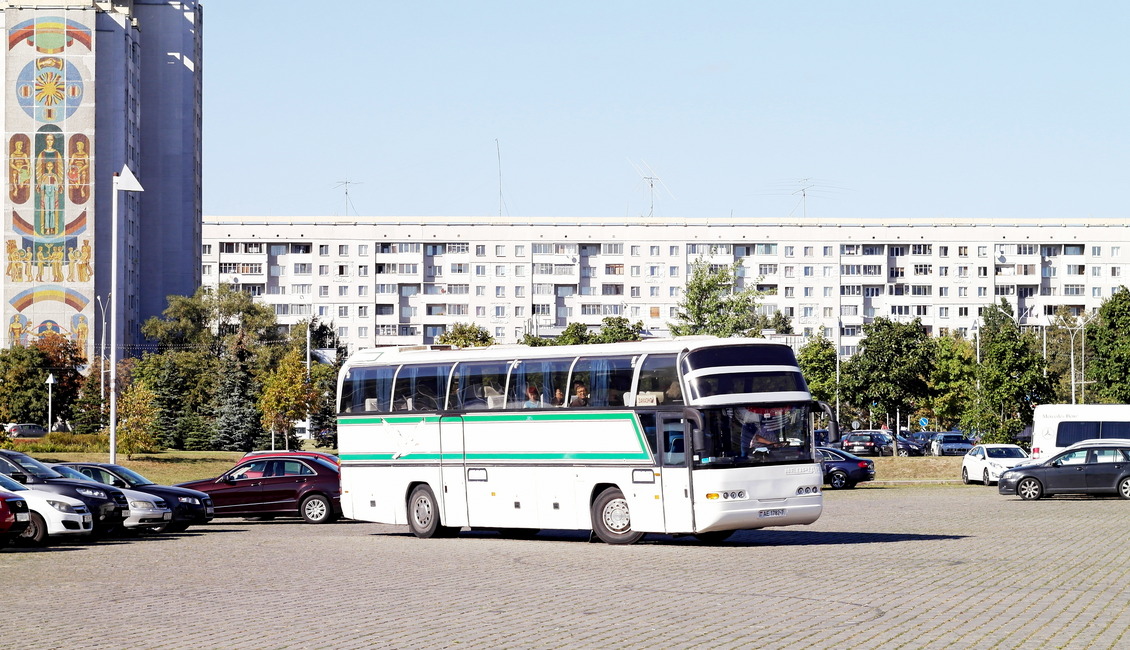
408 485 457 538
591 487 644 545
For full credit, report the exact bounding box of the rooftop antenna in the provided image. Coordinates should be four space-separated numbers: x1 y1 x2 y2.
333 180 362 216
495 139 504 217
628 159 676 217
793 178 814 219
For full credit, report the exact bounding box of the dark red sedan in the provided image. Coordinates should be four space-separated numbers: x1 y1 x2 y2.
0 491 31 547
177 454 341 524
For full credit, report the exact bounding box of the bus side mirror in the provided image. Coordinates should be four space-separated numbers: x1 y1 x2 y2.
691 427 705 452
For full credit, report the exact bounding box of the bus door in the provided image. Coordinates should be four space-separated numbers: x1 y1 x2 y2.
656 412 695 533
438 416 469 529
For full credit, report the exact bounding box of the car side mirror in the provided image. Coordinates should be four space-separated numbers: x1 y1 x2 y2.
222 475 237 484
11 472 28 484
112 478 127 488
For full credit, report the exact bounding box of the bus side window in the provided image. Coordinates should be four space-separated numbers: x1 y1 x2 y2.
637 413 658 463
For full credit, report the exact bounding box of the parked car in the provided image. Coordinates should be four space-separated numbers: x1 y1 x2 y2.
0 490 31 548
962 444 1031 485
998 439 1130 500
177 454 342 524
242 450 340 465
841 431 893 456
929 433 974 456
57 462 214 533
894 434 925 456
818 447 876 489
48 465 173 532
0 472 92 546
903 431 933 448
5 423 47 438
0 450 129 535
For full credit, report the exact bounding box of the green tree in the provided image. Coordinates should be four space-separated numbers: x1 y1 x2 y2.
1086 287 1130 403
117 382 161 460
0 344 51 425
842 317 935 423
555 322 593 346
32 333 86 425
259 348 318 450
669 260 761 337
962 300 1052 443
797 334 838 405
70 361 107 436
142 283 280 357
593 317 645 343
308 363 340 448
210 342 263 452
926 333 975 431
435 322 494 348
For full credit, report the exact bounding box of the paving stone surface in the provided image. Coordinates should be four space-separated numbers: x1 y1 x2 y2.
2 484 1127 649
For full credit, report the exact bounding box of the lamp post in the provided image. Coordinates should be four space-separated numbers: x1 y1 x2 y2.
109 166 144 464
95 294 109 404
45 373 56 431
1066 312 1095 405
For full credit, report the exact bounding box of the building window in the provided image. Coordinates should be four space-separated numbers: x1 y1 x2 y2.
495 245 505 256
475 245 486 257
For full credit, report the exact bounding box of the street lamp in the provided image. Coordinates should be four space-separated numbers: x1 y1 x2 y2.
1066 312 1096 405
95 294 109 404
45 373 56 431
109 166 144 464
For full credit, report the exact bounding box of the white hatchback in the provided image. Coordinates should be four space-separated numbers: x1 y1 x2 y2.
0 472 93 545
962 444 1031 486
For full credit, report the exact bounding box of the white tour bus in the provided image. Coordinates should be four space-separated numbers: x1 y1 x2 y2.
336 337 836 544
1030 404 1130 460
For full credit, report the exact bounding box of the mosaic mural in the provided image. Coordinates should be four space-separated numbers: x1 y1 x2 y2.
4 11 94 358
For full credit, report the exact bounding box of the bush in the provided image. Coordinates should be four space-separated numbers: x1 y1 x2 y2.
7 432 110 453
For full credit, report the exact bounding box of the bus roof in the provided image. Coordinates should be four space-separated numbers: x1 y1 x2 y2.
341 336 792 370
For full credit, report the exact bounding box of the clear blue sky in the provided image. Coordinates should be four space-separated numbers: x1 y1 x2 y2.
202 2 1130 221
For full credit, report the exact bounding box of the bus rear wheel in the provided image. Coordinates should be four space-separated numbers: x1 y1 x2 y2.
591 487 643 545
408 485 457 539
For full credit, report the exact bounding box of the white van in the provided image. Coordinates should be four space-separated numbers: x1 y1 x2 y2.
1030 404 1130 460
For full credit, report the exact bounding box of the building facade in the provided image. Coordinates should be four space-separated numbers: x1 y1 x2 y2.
202 216 1129 354
1 0 202 357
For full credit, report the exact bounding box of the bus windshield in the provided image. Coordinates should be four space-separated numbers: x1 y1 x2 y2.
694 402 816 468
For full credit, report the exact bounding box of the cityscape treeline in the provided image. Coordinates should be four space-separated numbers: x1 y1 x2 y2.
4 261 1130 451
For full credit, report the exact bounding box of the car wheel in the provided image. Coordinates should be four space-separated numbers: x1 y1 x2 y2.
898 449 910 457
1017 477 1043 501
591 487 643 545
1119 477 1130 500
18 511 48 546
829 470 850 490
983 469 992 487
961 467 970 485
693 530 735 544
407 485 457 538
300 494 334 524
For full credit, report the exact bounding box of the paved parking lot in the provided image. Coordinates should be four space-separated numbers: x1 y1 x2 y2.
3 484 1129 649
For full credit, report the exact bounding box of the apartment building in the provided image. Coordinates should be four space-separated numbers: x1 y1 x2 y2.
202 216 1129 354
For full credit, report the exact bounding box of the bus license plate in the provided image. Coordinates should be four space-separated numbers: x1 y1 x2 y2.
758 509 786 518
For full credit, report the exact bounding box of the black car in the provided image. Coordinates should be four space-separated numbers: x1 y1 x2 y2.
59 463 214 533
998 440 1130 500
0 450 129 535
818 447 876 489
894 434 925 456
841 431 893 456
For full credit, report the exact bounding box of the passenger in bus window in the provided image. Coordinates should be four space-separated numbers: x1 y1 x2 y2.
552 387 566 407
738 407 782 455
570 382 589 407
665 381 683 404
523 384 540 408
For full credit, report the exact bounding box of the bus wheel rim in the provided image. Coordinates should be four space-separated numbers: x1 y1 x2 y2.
603 498 631 533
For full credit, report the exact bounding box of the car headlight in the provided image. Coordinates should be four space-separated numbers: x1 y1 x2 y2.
129 500 158 511
47 500 78 513
76 487 107 499
177 496 200 505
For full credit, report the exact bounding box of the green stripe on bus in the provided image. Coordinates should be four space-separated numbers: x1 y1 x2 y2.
338 411 652 461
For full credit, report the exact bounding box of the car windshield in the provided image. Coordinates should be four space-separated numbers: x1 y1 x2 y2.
942 435 965 443
0 473 29 491
987 447 1028 459
693 402 816 468
109 465 155 486
1 453 63 479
